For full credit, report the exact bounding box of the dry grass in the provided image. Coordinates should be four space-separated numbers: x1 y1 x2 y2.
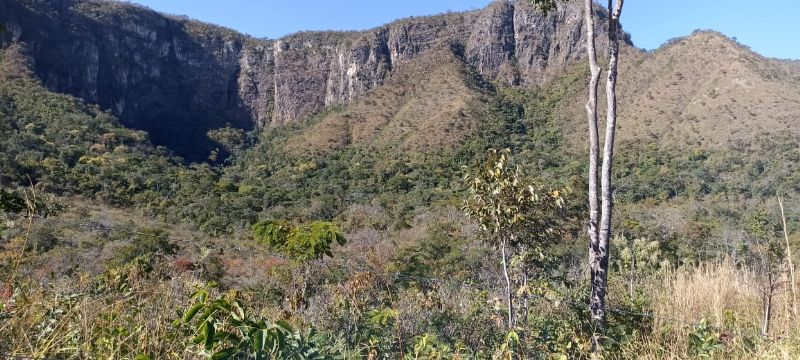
546 31 800 152
0 269 197 358
652 260 762 330
283 46 487 158
617 259 800 359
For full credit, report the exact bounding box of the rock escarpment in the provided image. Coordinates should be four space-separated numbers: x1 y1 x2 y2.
0 0 628 160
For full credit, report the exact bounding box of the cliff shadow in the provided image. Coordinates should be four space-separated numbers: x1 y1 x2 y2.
1 0 256 163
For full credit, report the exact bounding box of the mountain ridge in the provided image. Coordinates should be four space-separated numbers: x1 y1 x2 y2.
1 0 625 160
3 1 799 162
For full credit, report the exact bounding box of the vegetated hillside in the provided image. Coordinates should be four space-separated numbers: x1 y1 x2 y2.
284 45 492 157
0 0 798 252
520 30 800 150
0 43 185 206
0 0 625 160
0 0 256 160
547 30 800 204
2 1 800 359
617 31 800 148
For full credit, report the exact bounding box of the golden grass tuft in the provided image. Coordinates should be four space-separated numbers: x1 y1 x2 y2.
618 259 800 359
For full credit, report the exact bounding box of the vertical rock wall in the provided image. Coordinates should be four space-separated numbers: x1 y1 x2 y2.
0 0 627 159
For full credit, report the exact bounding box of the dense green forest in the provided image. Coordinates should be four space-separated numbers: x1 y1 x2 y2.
2 23 800 359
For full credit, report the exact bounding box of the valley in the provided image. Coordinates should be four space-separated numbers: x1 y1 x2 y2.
1 0 799 358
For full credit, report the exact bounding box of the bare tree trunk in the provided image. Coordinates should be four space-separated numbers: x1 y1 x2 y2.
762 271 774 336
779 196 797 319
599 0 624 262
589 0 624 337
501 237 515 329
523 266 530 324
584 0 604 331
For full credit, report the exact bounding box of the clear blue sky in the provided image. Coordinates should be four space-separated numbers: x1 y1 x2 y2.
130 0 800 60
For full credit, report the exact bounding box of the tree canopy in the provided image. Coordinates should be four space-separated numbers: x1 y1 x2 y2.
252 220 346 262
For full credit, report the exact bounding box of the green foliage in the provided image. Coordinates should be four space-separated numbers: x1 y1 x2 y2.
252 220 293 250
177 284 333 359
613 133 800 205
688 319 724 358
611 234 665 283
0 188 25 213
389 221 476 286
207 125 249 162
462 148 567 244
366 307 399 328
252 220 346 262
746 208 776 241
0 47 185 208
461 148 574 332
406 333 452 360
492 330 521 360
529 0 563 13
109 228 177 268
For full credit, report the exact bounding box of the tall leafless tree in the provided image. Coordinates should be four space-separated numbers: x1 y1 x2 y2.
532 0 625 339
778 196 797 319
585 0 624 335
584 0 602 328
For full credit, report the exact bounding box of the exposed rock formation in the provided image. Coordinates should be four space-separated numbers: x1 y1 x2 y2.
0 0 628 159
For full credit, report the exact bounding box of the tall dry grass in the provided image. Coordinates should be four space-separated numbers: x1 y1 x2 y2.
0 268 201 359
618 259 800 359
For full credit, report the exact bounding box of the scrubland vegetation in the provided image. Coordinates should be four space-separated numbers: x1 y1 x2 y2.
2 29 800 359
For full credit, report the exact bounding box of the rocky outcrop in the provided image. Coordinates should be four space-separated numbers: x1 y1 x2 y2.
0 0 629 160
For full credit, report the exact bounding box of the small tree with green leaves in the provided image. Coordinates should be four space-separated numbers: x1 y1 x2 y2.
252 220 345 262
177 284 332 360
462 148 567 329
252 220 346 313
745 208 784 336
611 234 663 298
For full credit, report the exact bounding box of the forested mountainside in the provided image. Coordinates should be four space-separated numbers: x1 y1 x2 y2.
0 0 626 160
1 0 800 358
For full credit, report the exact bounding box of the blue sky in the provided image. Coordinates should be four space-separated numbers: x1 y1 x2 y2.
130 0 800 60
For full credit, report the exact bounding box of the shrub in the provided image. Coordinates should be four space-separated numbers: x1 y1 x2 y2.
252 220 346 263
176 284 334 359
109 228 176 267
24 227 60 253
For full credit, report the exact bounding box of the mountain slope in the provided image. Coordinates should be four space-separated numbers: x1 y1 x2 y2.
284 46 491 157
0 0 624 159
0 43 183 206
616 31 800 148
3 3 800 359
1 1 799 242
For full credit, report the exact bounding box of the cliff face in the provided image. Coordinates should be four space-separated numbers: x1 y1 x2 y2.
0 0 626 160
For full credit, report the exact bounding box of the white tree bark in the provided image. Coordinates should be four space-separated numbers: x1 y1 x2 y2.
501 236 515 329
584 0 604 329
588 0 624 337
779 196 797 319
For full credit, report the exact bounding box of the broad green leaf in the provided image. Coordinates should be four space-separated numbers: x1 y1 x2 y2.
211 347 238 360
205 321 216 350
183 303 204 323
275 320 293 333
214 330 241 344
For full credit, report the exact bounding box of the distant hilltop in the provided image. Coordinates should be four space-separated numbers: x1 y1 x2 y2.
0 0 623 159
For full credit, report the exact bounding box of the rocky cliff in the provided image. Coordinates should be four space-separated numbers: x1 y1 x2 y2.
0 0 628 160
